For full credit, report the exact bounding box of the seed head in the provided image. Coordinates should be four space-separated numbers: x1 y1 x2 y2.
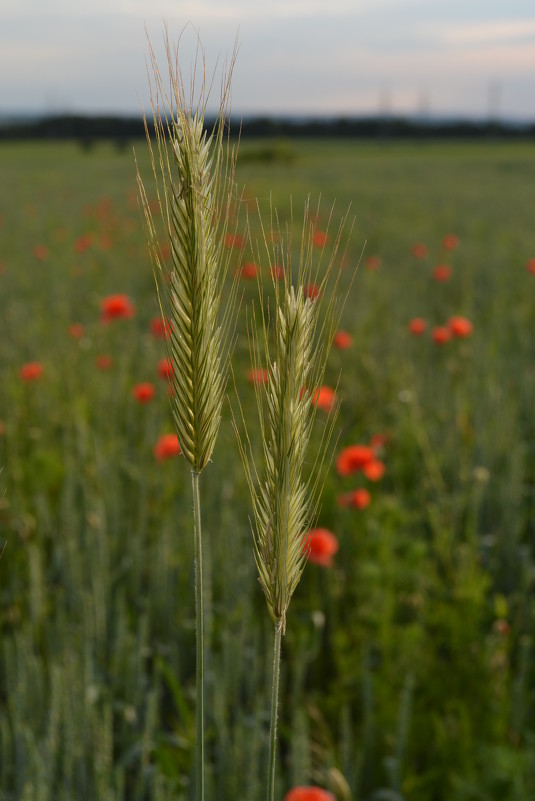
136 29 239 472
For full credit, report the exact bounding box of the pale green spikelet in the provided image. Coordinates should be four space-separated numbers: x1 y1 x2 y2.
136 30 239 473
235 201 354 632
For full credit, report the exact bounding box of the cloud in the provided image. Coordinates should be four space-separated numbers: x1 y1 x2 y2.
118 0 391 19
1 1 534 118
437 18 535 47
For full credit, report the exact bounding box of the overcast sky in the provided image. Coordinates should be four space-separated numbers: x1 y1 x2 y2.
2 0 535 120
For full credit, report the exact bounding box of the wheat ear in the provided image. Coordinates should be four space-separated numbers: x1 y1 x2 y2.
136 28 239 801
234 198 354 801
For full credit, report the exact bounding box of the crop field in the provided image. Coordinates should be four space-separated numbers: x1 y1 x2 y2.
1 136 535 801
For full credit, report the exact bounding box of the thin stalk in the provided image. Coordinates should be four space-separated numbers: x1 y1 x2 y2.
267 621 283 801
191 469 204 801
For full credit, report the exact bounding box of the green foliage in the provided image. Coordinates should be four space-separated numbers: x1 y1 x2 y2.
0 139 535 799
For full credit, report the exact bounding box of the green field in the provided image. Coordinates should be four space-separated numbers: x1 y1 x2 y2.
1 137 535 800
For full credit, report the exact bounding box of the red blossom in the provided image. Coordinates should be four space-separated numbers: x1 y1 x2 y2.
20 362 43 382
365 255 381 270
312 230 329 248
412 243 428 259
100 294 135 322
74 234 92 253
333 330 352 349
312 385 337 413
493 619 511 636
408 317 427 336
33 244 49 261
247 368 269 385
69 323 85 338
527 258 535 275
224 233 245 249
363 459 386 482
154 433 181 460
132 382 155 403
442 233 460 250
448 315 473 338
157 359 174 381
95 354 113 370
271 264 284 281
433 264 452 282
284 787 336 801
337 487 371 510
302 529 339 567
238 262 259 279
150 317 174 339
159 244 171 262
432 326 451 345
304 282 320 300
369 433 388 450
336 444 375 476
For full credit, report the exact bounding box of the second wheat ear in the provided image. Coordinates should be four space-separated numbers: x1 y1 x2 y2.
136 28 240 801
234 199 354 801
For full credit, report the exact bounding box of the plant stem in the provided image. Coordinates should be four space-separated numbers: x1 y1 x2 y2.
191 469 205 801
267 620 283 801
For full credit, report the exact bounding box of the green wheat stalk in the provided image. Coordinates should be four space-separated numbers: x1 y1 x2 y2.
234 199 353 801
136 28 239 801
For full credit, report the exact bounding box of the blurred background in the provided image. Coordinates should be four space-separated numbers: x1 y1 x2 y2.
1 2 535 800
1 0 534 123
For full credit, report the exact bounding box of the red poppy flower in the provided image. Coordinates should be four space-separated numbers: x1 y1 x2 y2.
312 385 337 413
100 294 135 322
333 330 352 349
312 230 329 248
238 262 259 279
363 459 385 481
20 362 43 381
132 382 155 403
157 358 174 381
154 433 181 460
365 255 381 270
304 282 320 300
224 233 245 249
95 354 113 370
271 264 284 281
408 317 427 336
493 618 511 636
75 234 92 253
433 264 452 282
284 787 336 801
150 317 173 338
302 528 339 567
370 433 388 450
159 244 171 262
336 444 375 476
432 326 451 345
527 258 535 275
448 315 473 338
247 368 269 385
412 243 428 259
337 487 371 510
33 244 49 261
442 233 459 251
69 323 84 338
